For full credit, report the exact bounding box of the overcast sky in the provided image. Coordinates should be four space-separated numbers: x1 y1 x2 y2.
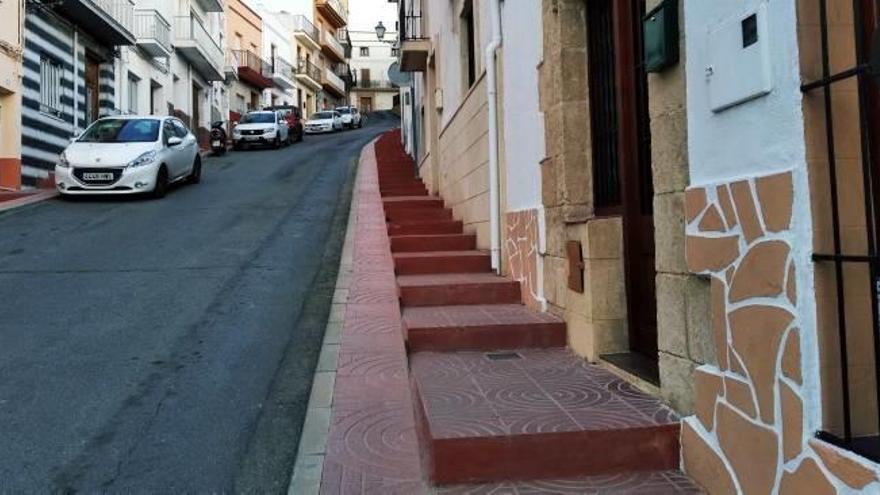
347 0 399 35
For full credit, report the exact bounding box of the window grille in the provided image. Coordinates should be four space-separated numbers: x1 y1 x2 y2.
40 56 63 118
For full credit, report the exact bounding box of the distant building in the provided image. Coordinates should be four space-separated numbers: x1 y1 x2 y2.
348 30 398 112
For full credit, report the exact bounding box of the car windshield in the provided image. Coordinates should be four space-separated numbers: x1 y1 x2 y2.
241 113 276 124
78 119 160 143
336 108 351 114
313 112 335 120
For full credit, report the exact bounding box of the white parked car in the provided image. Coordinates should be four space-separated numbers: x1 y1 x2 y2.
304 111 343 134
335 106 362 129
232 111 290 149
55 116 201 199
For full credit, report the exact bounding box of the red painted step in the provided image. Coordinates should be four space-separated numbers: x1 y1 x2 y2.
388 220 463 236
386 208 453 223
383 196 444 210
403 304 566 351
390 234 477 252
393 250 490 275
397 273 521 306
379 187 428 198
410 349 681 485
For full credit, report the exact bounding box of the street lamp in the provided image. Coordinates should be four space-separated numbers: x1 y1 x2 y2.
375 21 387 41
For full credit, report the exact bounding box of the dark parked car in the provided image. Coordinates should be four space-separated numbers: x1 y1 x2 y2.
263 105 305 143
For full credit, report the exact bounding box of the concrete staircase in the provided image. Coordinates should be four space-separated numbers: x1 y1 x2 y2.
372 132 701 491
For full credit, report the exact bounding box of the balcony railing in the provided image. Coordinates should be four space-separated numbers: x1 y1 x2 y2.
296 58 322 83
316 0 347 28
398 0 427 41
174 15 223 78
232 49 274 89
273 57 294 78
323 66 345 95
57 0 135 45
320 28 345 61
291 15 318 44
133 9 171 55
355 80 398 90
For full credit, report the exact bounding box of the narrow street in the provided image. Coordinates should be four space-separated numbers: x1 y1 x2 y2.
0 113 397 493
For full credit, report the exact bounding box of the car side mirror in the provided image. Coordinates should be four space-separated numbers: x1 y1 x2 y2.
69 131 81 143
167 136 183 147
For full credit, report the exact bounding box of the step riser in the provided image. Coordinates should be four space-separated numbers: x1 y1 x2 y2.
412 387 680 485
400 283 521 306
388 223 463 236
407 324 566 352
379 189 428 198
394 255 490 275
383 199 445 210
380 181 425 188
386 210 453 222
391 236 477 252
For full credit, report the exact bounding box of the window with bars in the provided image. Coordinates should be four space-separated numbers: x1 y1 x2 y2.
360 46 370 57
128 73 140 114
586 0 621 210
39 56 63 118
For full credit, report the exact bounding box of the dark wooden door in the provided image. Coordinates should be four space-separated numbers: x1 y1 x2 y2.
615 0 657 358
85 56 100 124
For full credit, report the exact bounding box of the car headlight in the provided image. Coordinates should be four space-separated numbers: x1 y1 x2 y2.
126 150 158 169
264 127 275 135
57 151 70 168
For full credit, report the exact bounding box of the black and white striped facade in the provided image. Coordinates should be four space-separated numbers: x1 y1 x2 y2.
21 5 116 187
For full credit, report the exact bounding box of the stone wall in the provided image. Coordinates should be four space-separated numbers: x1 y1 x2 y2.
436 75 491 249
647 0 712 414
682 171 880 493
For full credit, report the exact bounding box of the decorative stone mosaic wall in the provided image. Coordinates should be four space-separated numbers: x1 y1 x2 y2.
505 209 541 310
682 170 880 493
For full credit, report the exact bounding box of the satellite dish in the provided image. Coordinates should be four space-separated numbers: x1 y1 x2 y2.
387 62 412 88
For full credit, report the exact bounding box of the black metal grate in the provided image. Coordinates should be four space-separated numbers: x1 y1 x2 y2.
485 352 522 361
587 0 621 210
805 0 880 460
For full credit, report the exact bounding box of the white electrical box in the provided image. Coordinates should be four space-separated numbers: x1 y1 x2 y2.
706 3 773 112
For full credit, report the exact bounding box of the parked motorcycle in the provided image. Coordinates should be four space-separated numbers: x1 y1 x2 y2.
210 121 227 155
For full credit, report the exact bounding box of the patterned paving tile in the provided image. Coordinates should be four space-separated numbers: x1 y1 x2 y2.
411 348 679 440
435 470 704 494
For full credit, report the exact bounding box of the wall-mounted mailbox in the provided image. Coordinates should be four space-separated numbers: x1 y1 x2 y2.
643 0 679 73
706 4 773 112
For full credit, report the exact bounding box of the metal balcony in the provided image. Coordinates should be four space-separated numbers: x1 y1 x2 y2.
398 0 429 71
54 0 135 46
322 66 346 97
354 80 399 91
233 50 274 90
295 58 322 91
174 15 224 81
320 28 345 63
133 9 171 57
224 50 239 82
271 57 295 89
316 0 347 29
291 15 320 51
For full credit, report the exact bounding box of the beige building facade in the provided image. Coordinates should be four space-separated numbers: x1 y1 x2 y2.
0 0 24 190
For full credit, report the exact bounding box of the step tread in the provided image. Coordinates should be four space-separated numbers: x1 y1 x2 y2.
435 470 705 494
383 196 443 203
397 273 519 288
403 304 563 329
412 348 678 441
394 250 488 259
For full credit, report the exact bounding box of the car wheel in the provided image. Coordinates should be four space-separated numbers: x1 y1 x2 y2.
274 136 281 149
152 166 169 199
188 156 202 185
233 142 242 151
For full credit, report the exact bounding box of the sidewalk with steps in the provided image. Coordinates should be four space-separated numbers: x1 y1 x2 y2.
316 130 704 494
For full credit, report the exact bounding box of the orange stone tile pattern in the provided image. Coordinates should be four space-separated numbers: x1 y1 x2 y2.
682 170 880 493
505 209 541 310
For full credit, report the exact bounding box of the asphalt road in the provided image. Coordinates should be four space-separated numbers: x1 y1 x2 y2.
0 112 398 493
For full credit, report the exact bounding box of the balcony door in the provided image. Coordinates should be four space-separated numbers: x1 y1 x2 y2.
85 55 100 124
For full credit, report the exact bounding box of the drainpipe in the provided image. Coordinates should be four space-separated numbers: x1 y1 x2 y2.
486 0 502 272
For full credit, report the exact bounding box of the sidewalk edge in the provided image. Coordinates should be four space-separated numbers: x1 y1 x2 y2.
0 190 58 213
287 137 377 495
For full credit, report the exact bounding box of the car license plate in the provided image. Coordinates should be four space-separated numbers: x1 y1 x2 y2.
212 140 221 147
83 172 114 181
